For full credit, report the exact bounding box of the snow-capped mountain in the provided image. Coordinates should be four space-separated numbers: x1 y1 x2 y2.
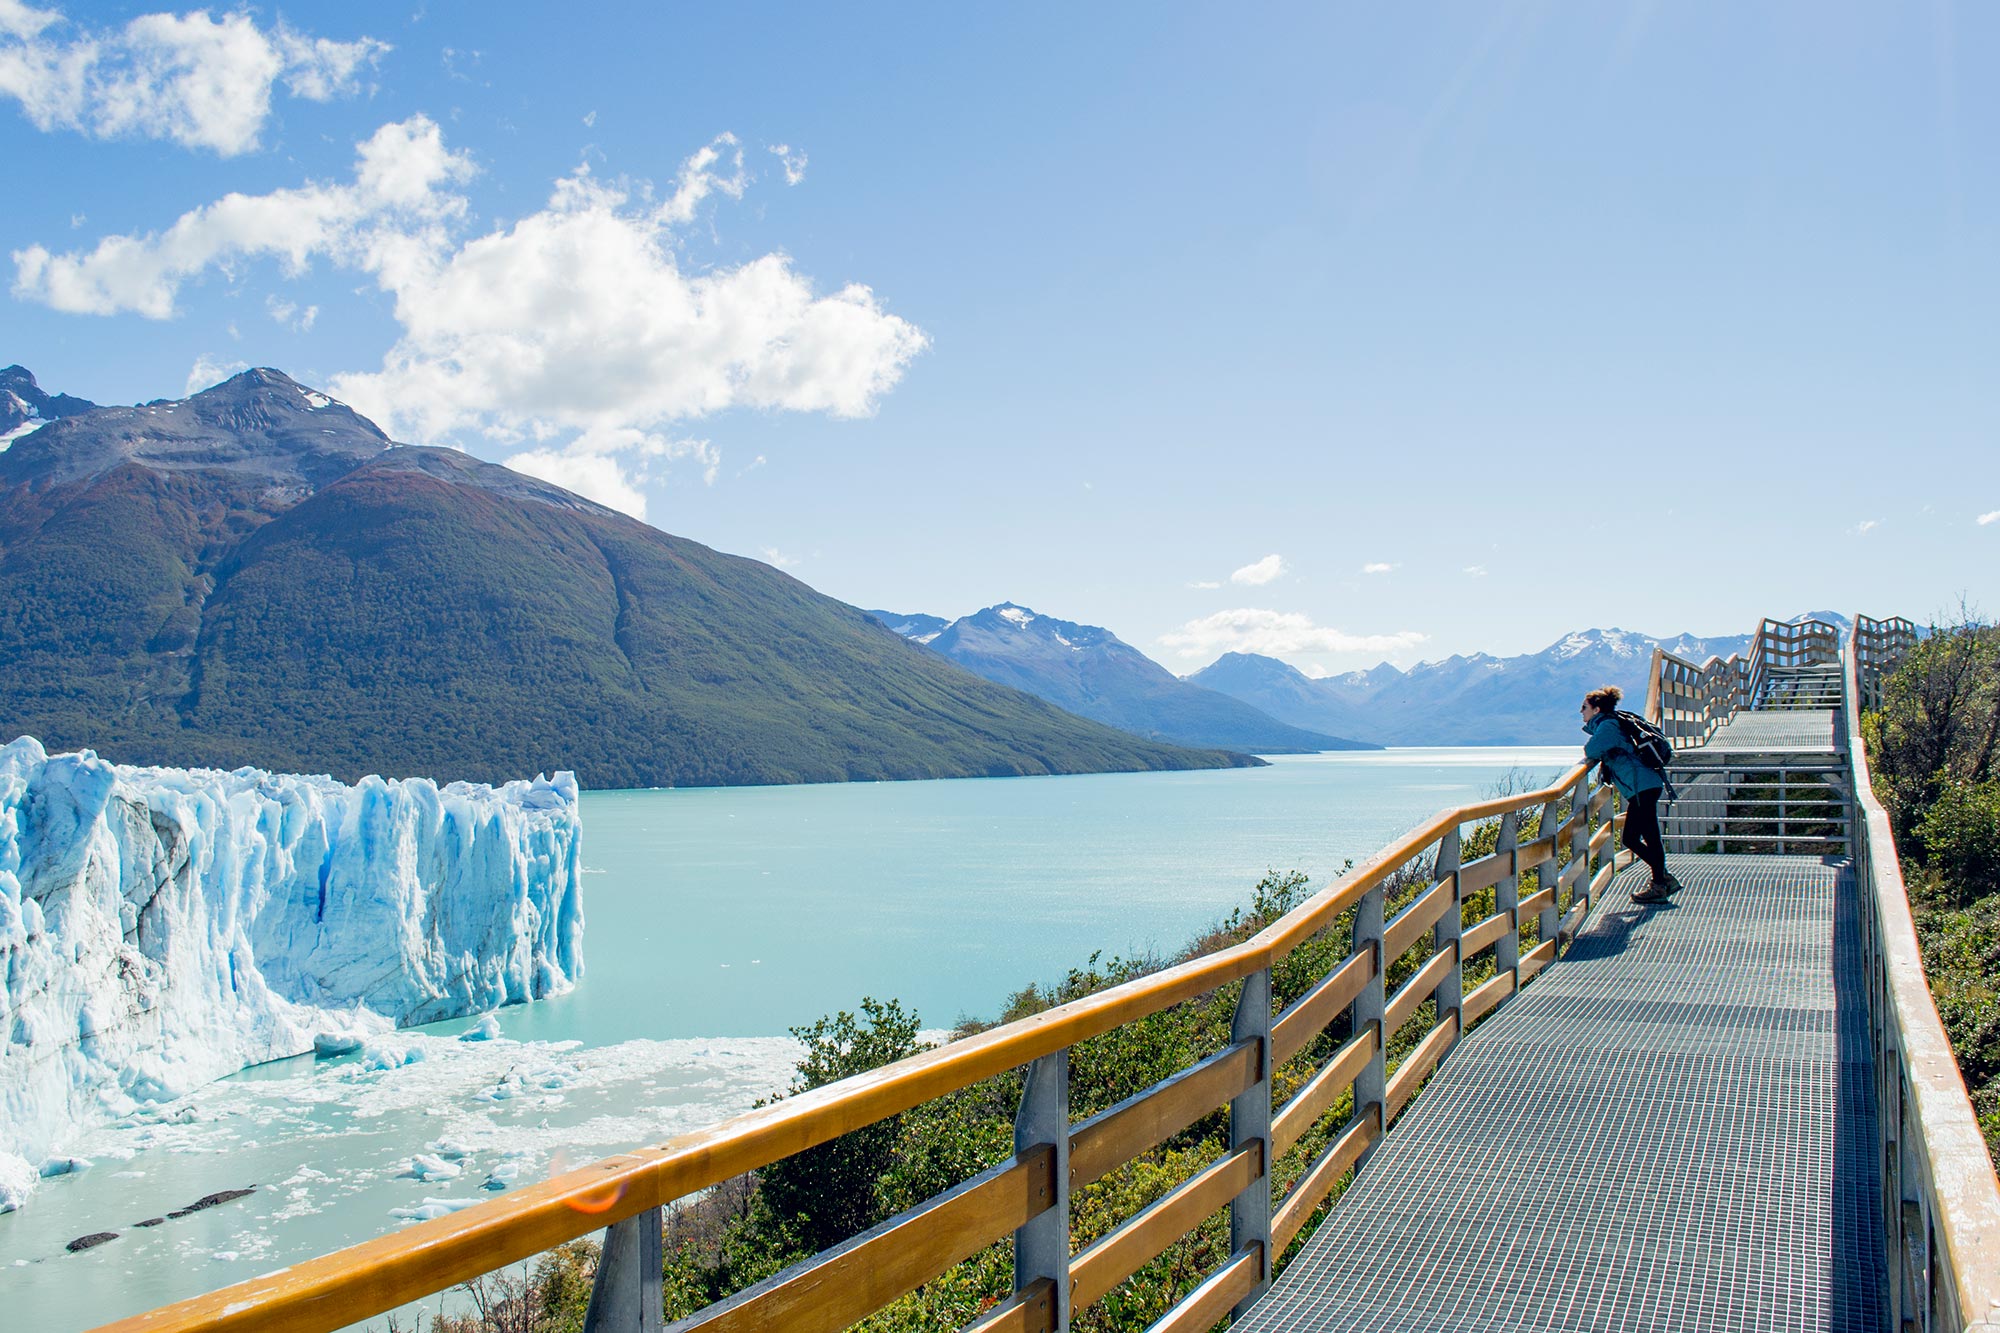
1190 625 1767 746
872 603 1378 752
0 365 96 450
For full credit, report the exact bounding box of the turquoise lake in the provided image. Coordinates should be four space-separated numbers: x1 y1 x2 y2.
0 747 1576 1330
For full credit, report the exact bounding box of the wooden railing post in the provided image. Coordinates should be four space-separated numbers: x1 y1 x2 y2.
583 1206 663 1333
1494 811 1520 986
1350 884 1387 1166
1014 1051 1071 1330
1430 828 1463 1037
1229 968 1274 1313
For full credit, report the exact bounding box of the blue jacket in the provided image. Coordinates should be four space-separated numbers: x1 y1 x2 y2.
1583 714 1663 799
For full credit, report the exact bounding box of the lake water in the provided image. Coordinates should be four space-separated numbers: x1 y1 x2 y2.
0 747 1573 1331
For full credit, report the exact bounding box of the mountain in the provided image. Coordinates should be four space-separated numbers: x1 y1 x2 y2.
865 610 949 642
871 602 1378 752
1190 626 1759 746
0 367 1257 788
0 365 97 444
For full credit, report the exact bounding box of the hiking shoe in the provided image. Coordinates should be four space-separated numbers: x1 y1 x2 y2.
1633 879 1671 903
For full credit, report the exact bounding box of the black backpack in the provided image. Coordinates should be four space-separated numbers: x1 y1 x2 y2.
1613 710 1674 778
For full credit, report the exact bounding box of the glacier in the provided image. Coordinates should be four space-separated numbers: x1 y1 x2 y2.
0 737 582 1211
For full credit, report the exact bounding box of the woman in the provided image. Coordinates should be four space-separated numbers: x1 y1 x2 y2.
1580 685 1675 901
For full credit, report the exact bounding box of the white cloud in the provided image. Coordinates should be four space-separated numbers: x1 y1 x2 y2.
1158 609 1427 662
1188 579 1222 590
760 546 799 569
16 121 926 515
1851 519 1880 536
13 114 474 317
1463 565 1487 577
184 352 246 395
1362 561 1396 575
1979 511 1999 526
582 109 596 127
1230 553 1286 586
768 142 806 185
505 448 647 519
0 5 388 155
327 145 926 450
266 294 317 331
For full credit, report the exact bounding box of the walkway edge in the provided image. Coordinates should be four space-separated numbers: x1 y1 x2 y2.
1845 639 2000 1328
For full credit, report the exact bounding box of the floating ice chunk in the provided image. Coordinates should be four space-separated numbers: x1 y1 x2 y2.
359 1041 426 1072
428 1139 473 1160
389 1196 481 1223
459 1014 501 1042
38 1156 92 1178
399 1154 462 1182
313 1032 365 1058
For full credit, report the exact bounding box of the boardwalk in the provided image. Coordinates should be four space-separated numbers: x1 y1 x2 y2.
101 620 2000 1333
1236 702 1886 1332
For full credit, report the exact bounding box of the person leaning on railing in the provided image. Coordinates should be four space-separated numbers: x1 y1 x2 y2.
1580 685 1678 902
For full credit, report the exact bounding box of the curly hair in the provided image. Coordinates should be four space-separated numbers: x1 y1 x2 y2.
1584 685 1623 716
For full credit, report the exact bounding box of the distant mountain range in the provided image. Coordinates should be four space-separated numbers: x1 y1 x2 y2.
868 603 1379 752
1186 623 1849 746
0 366 1257 788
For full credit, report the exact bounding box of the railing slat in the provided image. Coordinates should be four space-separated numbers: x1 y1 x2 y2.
1383 876 1454 960
1456 847 1513 898
1518 937 1557 982
1273 1025 1378 1157
1070 1142 1261 1310
1144 1243 1263 1333
1385 943 1458 1036
1460 909 1512 959
669 1145 1055 1333
1462 970 1514 1025
1271 948 1373 1067
963 1277 1056 1333
1069 1039 1258 1189
1385 1013 1459 1121
1271 1105 1381 1253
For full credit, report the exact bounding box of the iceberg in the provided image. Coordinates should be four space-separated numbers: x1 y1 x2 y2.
0 737 582 1210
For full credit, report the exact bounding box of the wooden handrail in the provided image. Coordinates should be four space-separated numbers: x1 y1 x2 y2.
95 762 1595 1333
1842 628 2000 1332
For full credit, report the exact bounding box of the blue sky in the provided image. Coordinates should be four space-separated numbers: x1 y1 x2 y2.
4 2 1994 675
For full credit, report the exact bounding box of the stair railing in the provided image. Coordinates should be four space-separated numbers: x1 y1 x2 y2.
92 766 1622 1333
1843 626 2000 1333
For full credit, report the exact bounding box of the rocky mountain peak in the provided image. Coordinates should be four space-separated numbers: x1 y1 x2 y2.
0 366 391 490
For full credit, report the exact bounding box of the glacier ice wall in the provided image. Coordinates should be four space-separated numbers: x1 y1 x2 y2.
0 737 582 1209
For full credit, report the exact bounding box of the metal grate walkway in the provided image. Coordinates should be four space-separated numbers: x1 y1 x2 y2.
1688 709 1840 755
1235 853 1886 1332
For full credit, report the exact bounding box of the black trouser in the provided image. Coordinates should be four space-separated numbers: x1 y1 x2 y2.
1622 788 1668 880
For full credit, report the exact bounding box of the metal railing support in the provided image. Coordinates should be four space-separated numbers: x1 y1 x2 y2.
583 1206 664 1333
1430 828 1463 1033
1494 811 1520 985
1014 1050 1071 1330
1568 773 1590 920
1538 796 1562 949
1229 968 1274 1315
1350 883 1387 1167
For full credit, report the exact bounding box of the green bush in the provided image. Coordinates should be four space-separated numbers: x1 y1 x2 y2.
1915 780 2000 897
